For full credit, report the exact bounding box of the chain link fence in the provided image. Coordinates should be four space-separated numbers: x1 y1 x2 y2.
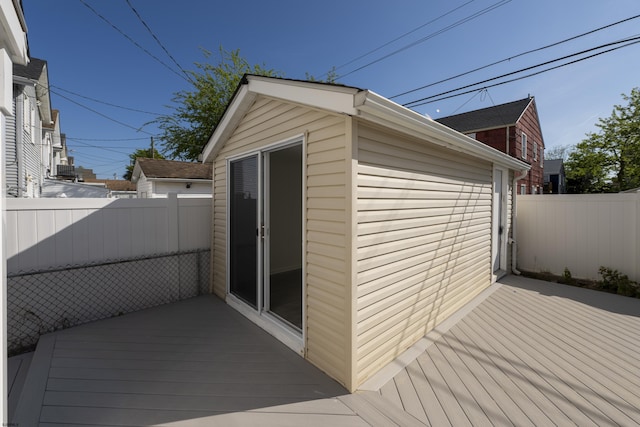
7 249 210 356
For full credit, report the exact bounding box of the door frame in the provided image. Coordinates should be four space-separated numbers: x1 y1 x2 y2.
225 135 306 355
492 166 508 281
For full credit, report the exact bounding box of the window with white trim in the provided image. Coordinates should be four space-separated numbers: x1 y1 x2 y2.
520 184 526 194
521 132 527 160
540 147 544 167
533 142 538 161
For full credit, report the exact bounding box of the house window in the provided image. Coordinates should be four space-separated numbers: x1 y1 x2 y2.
531 185 537 194
521 133 527 160
540 147 544 167
533 142 538 161
520 184 526 195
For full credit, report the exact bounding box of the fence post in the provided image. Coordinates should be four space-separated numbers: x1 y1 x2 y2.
636 193 640 283
167 193 179 253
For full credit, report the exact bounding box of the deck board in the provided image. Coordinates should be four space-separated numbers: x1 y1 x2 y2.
12 275 640 426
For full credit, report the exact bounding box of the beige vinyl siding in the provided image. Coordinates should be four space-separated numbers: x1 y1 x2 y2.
355 123 493 385
211 95 351 387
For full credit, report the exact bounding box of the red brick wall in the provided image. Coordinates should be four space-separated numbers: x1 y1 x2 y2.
515 100 544 194
470 99 545 195
474 128 507 152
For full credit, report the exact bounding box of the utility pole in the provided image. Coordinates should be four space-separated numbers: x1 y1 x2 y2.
150 136 155 159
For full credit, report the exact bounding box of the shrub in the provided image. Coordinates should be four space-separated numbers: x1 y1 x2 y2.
598 267 640 298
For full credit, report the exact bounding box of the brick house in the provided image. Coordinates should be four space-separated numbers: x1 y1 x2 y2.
436 97 544 194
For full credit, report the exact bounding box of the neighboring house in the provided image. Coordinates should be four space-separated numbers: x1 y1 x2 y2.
201 75 530 392
131 158 212 198
543 158 566 194
1 0 30 422
6 57 58 197
85 178 137 198
436 96 545 195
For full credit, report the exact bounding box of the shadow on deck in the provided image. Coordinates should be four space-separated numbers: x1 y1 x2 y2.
10 275 640 426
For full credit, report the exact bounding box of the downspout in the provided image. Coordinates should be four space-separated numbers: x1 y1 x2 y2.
511 169 529 275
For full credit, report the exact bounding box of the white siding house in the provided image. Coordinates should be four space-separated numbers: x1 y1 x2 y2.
131 157 213 198
202 75 529 392
1 0 30 422
6 58 55 198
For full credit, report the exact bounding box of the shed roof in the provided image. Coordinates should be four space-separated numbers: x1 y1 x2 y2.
202 75 530 173
435 97 533 133
132 158 213 182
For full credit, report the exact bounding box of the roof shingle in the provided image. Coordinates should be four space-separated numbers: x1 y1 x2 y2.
136 158 212 180
435 97 533 133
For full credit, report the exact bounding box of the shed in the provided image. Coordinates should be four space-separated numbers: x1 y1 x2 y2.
201 75 530 391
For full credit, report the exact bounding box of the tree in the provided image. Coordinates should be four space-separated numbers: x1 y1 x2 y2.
544 144 572 161
123 147 164 180
155 47 282 161
565 88 640 193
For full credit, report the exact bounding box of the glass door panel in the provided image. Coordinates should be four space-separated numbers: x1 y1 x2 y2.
265 145 303 329
229 155 258 307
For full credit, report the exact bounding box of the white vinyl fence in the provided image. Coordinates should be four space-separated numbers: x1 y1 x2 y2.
6 195 212 354
6 194 211 274
517 193 640 282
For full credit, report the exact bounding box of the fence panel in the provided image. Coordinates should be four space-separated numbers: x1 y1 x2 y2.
6 195 211 274
5 196 213 354
517 193 639 282
7 250 210 355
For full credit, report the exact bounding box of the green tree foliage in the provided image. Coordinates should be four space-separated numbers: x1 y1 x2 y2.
123 147 164 180
565 88 640 193
155 47 282 161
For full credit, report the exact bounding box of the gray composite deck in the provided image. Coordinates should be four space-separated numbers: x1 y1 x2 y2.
10 275 640 426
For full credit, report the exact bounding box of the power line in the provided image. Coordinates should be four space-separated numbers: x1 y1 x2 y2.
407 38 640 107
51 85 164 115
338 0 512 79
66 136 153 142
329 0 474 76
124 0 193 83
50 87 155 135
391 13 640 99
67 140 132 155
79 0 189 83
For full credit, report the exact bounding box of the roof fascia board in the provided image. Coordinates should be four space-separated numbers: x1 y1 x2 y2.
202 76 360 162
247 76 359 114
514 97 534 124
202 84 254 162
130 161 143 183
355 91 530 172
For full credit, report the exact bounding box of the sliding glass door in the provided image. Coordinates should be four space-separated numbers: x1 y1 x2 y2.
228 143 302 330
229 155 259 307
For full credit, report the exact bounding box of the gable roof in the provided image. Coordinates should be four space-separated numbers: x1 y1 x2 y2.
131 158 212 183
544 159 564 176
13 57 52 124
202 75 530 173
435 97 534 133
85 179 137 191
13 57 47 80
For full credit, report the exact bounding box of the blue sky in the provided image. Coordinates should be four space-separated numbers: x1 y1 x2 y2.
24 0 640 179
